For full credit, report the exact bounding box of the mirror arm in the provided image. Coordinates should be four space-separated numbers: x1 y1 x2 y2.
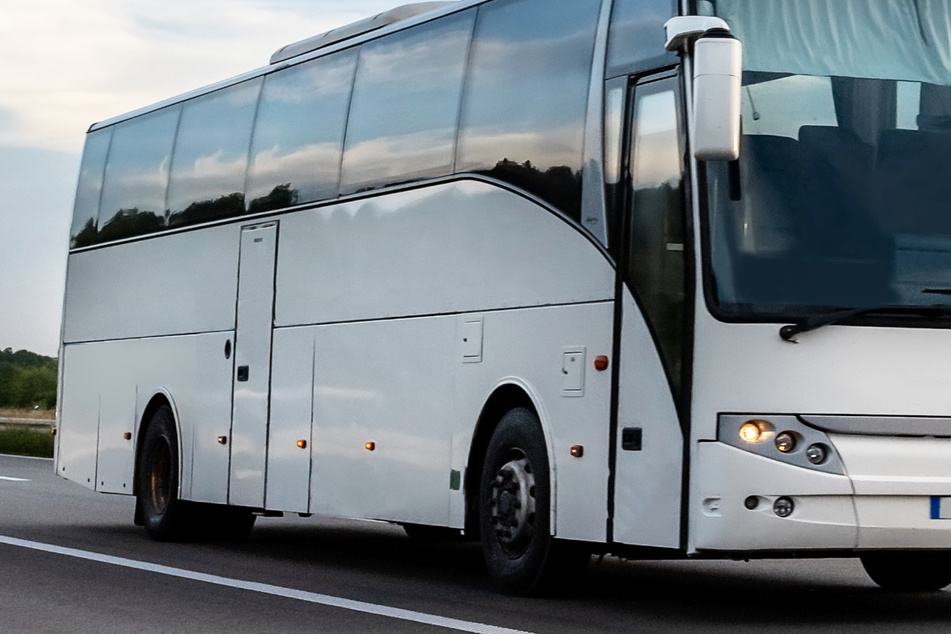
664 16 731 52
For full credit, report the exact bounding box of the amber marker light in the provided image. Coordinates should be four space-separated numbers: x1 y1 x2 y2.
594 355 609 371
365 441 376 451
297 439 307 449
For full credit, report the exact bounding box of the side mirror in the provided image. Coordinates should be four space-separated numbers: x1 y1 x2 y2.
693 30 742 161
664 17 743 161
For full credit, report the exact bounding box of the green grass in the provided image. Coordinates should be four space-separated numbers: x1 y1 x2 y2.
0 428 54 458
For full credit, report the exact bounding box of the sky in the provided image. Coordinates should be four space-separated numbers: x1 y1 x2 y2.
0 0 402 357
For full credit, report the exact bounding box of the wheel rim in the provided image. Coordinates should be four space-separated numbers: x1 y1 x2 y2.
489 453 537 557
149 438 172 516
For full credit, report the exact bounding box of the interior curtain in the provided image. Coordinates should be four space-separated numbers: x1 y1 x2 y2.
708 0 951 85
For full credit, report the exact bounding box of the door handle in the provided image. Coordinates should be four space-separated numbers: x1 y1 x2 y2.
237 365 249 382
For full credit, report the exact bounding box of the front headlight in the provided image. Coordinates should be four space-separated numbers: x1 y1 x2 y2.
718 414 844 474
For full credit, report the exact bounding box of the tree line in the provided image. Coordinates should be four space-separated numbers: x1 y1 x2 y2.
0 348 57 410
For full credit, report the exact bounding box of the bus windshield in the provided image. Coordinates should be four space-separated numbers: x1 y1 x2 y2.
700 0 951 319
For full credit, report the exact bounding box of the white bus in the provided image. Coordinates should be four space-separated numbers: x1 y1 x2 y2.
57 0 951 594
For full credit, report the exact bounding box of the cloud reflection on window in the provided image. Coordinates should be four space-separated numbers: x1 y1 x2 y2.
340 11 474 194
166 79 262 227
247 50 357 213
456 0 601 220
70 128 111 248
98 105 180 242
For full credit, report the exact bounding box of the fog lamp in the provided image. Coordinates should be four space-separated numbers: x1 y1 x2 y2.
773 496 794 518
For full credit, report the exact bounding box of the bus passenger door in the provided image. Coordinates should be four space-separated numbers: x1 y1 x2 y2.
612 74 686 549
230 222 278 508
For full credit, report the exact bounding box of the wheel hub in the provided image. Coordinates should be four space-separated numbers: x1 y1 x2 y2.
490 456 536 555
149 440 171 515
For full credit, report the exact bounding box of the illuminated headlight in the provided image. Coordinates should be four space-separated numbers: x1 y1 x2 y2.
738 419 772 443
718 414 843 475
739 422 761 442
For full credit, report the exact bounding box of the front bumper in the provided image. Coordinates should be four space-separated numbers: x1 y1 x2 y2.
693 436 951 552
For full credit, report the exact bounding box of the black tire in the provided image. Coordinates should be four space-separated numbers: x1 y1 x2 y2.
136 406 257 542
136 406 195 541
479 408 589 595
861 551 951 591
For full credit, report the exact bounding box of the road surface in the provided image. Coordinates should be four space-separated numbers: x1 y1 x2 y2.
0 454 948 633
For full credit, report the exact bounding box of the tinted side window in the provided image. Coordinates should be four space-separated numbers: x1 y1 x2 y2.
340 11 474 194
70 128 112 248
606 0 678 78
98 106 180 242
247 50 358 213
456 0 601 221
167 79 262 228
626 77 686 393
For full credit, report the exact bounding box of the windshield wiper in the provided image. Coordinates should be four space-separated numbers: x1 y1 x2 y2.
779 304 951 342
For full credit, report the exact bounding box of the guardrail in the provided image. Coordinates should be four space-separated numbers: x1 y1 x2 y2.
0 417 54 432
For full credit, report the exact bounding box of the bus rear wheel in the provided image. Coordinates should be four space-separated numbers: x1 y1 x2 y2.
136 406 256 542
861 551 951 591
479 407 589 595
136 405 195 541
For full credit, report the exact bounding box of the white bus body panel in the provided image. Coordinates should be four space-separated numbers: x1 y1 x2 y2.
275 181 614 326
689 312 951 553
694 442 858 550
273 180 615 541
451 302 615 541
57 344 102 490
58 333 234 501
265 327 315 513
295 302 615 537
61 180 622 544
229 223 278 508
62 226 240 344
612 287 683 548
691 319 951 427
95 352 136 494
831 435 951 549
59 223 241 501
309 315 456 526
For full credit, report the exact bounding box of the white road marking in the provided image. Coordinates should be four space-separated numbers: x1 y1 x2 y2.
0 535 534 634
0 476 29 482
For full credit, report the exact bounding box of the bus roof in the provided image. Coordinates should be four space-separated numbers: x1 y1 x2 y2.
270 2 456 64
89 0 470 133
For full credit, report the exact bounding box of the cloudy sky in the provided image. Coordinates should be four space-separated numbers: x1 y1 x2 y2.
0 0 401 356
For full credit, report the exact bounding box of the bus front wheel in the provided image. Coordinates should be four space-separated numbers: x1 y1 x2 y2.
861 551 951 591
479 407 589 595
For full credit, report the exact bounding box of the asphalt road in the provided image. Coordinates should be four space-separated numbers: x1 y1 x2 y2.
1 453 949 633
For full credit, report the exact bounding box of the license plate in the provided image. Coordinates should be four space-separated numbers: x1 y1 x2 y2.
930 497 951 519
